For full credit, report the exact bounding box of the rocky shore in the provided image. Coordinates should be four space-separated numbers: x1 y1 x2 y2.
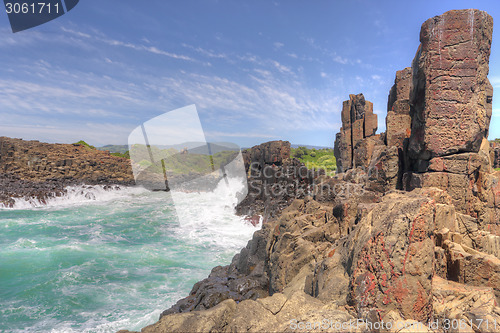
0 137 134 207
119 9 500 333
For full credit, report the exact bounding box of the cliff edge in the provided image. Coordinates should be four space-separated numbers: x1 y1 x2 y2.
120 9 500 333
0 137 134 207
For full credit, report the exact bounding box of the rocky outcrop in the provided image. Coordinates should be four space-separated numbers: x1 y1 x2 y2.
403 10 499 233
492 141 500 169
236 141 323 220
160 196 338 318
121 9 500 333
242 140 291 170
124 188 500 333
408 9 493 160
333 82 407 191
334 94 378 173
0 137 134 207
386 67 412 149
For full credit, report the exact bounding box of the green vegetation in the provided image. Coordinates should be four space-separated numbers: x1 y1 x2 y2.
129 144 239 175
98 144 129 154
291 147 337 175
111 151 130 159
73 140 96 150
495 168 500 171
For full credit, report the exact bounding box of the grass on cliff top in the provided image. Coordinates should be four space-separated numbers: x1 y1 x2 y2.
73 140 130 158
110 151 130 159
291 147 336 175
73 140 96 150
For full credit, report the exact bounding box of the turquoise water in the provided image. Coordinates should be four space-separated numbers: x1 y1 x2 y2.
0 185 258 332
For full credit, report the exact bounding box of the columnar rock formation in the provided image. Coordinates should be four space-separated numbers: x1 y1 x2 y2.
491 141 500 169
386 67 412 148
122 9 500 333
404 9 498 233
408 9 493 160
334 94 378 173
237 140 322 219
0 137 134 207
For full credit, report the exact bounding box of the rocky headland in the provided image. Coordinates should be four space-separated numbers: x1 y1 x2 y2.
0 137 134 207
120 9 500 333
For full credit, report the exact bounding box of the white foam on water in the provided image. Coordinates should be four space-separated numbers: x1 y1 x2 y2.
1 185 150 210
171 175 260 252
1 176 259 332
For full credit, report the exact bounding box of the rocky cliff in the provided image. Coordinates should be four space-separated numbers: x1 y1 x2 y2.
0 137 134 207
120 9 500 333
491 141 500 169
236 140 323 220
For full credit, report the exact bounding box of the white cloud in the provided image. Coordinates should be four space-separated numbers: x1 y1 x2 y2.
61 27 195 62
489 76 500 88
273 42 284 49
182 43 228 59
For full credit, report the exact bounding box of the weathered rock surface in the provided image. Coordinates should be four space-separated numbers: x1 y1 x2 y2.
334 94 378 173
237 141 323 220
312 189 446 323
0 137 134 207
121 9 500 333
387 67 412 149
492 141 500 169
160 196 338 318
123 187 500 333
408 9 493 160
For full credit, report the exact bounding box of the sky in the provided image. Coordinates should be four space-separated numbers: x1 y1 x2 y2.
1 0 500 148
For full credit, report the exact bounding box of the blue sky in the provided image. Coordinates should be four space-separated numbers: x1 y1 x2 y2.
1 0 499 148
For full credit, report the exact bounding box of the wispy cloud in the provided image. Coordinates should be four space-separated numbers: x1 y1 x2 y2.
273 42 284 50
182 43 228 59
301 35 360 65
61 27 195 62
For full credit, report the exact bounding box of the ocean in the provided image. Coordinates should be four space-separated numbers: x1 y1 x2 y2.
0 181 260 332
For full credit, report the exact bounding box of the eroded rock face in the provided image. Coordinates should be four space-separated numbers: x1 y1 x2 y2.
408 9 493 160
237 141 323 219
313 190 439 322
123 9 500 333
242 140 291 171
334 94 378 173
161 196 338 317
0 137 134 206
492 141 500 169
402 10 499 233
387 67 412 148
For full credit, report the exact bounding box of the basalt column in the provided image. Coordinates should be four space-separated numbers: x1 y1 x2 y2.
404 9 499 232
334 93 377 173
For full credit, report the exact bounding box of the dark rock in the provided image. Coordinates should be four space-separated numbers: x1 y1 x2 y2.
237 141 323 220
0 137 134 206
491 141 500 169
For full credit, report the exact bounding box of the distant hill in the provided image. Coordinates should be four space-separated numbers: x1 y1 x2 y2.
98 142 240 155
291 144 332 150
97 145 129 154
